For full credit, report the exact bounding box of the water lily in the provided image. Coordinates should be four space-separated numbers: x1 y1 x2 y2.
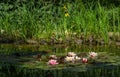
49 55 57 59
65 56 75 62
82 58 88 63
75 56 81 61
89 52 98 58
67 52 76 57
48 59 58 65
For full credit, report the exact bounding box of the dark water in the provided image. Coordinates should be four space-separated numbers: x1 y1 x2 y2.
0 44 120 77
0 44 120 55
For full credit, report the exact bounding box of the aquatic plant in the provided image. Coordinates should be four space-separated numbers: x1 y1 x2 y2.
0 45 120 77
49 55 57 60
64 56 75 62
82 58 88 63
46 52 98 66
47 59 59 65
89 52 98 58
67 52 76 57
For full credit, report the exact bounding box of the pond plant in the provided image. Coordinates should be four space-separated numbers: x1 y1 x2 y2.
0 45 120 77
0 0 120 77
47 52 98 66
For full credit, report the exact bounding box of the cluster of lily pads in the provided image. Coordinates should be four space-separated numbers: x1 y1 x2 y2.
47 52 98 66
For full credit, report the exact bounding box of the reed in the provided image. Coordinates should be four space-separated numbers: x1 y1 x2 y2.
0 0 120 43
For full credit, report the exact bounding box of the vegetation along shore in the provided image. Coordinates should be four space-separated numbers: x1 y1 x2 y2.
0 0 120 45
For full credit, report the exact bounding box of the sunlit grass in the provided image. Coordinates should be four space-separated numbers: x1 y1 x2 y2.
0 1 120 43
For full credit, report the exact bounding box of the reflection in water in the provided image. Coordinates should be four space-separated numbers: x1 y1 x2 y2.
0 44 120 56
0 44 120 77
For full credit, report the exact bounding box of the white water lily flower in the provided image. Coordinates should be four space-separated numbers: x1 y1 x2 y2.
67 52 76 57
49 55 57 59
75 56 81 61
89 52 98 58
65 56 75 62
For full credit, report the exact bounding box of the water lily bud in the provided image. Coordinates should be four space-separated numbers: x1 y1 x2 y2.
82 58 88 63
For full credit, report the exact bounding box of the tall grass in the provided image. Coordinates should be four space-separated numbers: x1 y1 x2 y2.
0 1 120 43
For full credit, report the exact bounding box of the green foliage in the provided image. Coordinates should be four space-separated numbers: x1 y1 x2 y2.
0 0 120 43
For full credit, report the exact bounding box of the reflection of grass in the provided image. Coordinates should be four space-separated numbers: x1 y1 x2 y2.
0 1 120 43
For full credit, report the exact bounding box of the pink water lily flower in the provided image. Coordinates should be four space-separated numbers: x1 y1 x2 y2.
82 58 88 63
89 52 98 58
48 59 59 65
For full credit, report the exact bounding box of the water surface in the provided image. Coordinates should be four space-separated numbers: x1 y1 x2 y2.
0 44 120 77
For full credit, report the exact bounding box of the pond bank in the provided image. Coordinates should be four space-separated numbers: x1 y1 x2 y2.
0 32 120 45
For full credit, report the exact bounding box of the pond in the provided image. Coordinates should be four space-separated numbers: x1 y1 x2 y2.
0 44 120 77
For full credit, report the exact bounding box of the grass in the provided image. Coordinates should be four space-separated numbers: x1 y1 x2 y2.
0 1 120 43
